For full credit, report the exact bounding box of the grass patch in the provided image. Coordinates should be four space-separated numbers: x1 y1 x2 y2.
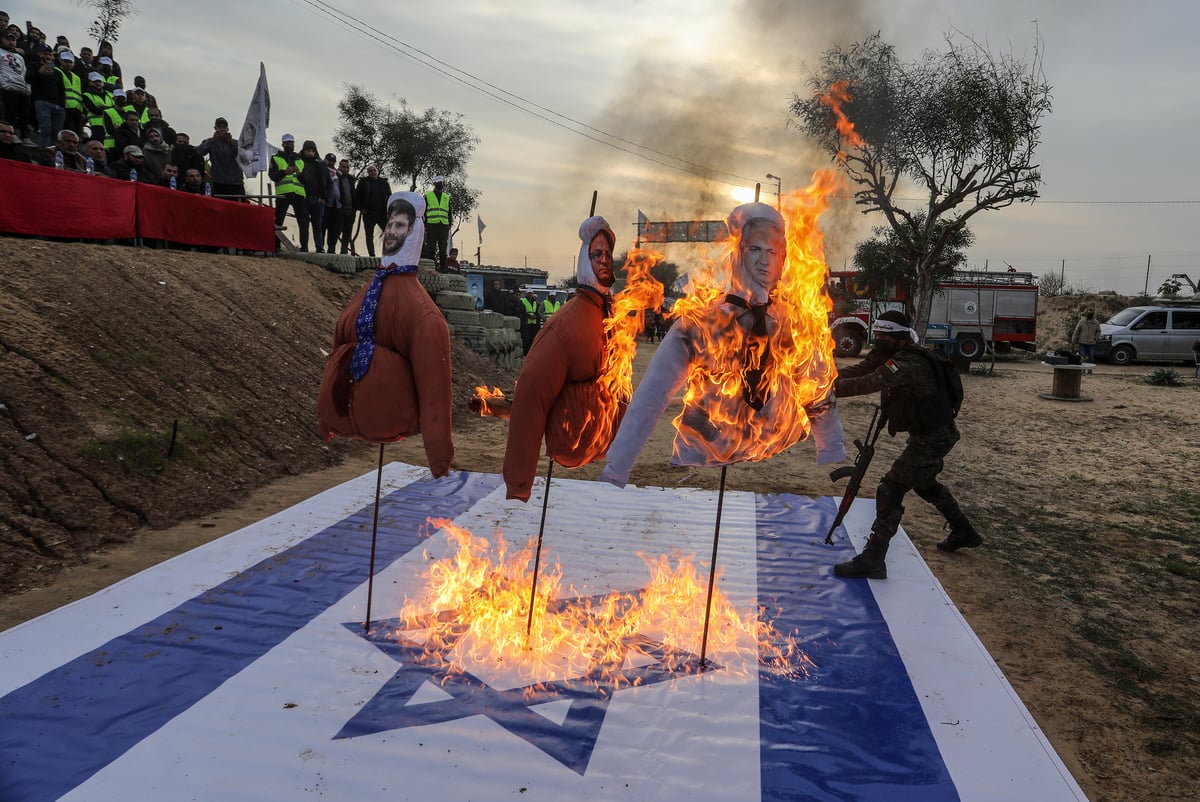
81 420 213 477
1145 367 1182 386
1164 554 1200 581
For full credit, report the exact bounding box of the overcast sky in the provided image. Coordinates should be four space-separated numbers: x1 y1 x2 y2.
20 0 1200 293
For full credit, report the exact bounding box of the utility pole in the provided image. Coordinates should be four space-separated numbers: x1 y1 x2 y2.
1144 255 1151 296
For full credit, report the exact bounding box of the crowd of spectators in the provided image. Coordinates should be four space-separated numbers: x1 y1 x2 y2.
0 9 242 196
1 9 420 256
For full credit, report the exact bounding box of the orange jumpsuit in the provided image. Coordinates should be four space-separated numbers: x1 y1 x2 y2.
502 288 622 500
317 272 454 477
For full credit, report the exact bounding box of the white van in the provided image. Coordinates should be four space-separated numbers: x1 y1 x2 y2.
1095 304 1200 365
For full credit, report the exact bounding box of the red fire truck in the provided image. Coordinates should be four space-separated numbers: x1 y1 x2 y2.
828 270 1039 360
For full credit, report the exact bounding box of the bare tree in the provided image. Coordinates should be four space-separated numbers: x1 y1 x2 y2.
792 30 1051 333
77 0 137 44
1039 270 1066 297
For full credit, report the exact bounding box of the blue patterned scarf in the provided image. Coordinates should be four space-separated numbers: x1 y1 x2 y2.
349 264 418 381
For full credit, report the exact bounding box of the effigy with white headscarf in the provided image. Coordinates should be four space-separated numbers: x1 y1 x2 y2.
502 216 624 501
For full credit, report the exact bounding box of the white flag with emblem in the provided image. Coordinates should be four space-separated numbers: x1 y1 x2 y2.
237 62 271 178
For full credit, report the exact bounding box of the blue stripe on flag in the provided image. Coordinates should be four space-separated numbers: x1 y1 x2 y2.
0 471 501 802
754 492 959 801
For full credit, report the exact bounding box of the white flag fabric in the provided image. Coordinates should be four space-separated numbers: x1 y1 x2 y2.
0 464 1087 802
237 63 271 178
477 215 486 244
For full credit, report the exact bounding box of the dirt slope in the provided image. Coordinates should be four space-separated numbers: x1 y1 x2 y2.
0 240 507 593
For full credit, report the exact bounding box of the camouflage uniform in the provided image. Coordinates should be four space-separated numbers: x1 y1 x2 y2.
833 345 980 578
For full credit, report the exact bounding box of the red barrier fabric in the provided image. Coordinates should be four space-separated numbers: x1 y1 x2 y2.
0 159 137 239
0 160 274 251
136 183 276 251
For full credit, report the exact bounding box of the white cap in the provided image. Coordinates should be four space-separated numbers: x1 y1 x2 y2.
281 133 295 143
432 175 444 184
88 71 102 81
59 50 75 61
99 56 113 66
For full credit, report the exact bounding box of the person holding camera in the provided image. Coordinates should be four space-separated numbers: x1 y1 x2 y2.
196 116 245 200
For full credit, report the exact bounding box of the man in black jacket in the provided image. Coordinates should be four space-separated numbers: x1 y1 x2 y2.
169 131 204 177
26 44 64 147
326 157 356 254
353 163 391 258
109 144 149 181
298 139 330 252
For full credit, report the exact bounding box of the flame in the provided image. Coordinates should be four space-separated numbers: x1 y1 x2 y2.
602 248 666 405
472 385 506 416
667 171 840 465
390 517 812 688
818 79 865 163
549 250 665 459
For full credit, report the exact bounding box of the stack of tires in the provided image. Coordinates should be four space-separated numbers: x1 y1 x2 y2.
413 267 522 370
483 312 523 372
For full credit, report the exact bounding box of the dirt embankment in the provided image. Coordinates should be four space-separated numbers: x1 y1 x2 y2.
0 240 509 595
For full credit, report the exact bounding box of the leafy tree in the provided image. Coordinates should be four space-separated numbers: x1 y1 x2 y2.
792 31 1051 331
77 0 137 44
852 215 973 299
333 84 481 229
1157 277 1183 298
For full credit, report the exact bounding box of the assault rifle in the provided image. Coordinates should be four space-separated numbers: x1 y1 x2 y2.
824 405 887 545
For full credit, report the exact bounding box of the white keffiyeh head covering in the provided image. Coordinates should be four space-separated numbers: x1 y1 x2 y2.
576 216 615 292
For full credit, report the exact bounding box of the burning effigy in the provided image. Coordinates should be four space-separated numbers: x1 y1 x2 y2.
500 216 664 501
600 180 846 487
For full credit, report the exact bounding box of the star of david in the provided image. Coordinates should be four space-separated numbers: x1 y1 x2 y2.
336 592 718 775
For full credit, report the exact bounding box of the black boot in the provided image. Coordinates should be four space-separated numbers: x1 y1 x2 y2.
920 484 984 552
834 534 890 579
936 519 983 552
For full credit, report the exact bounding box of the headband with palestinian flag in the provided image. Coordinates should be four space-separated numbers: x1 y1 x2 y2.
872 317 920 343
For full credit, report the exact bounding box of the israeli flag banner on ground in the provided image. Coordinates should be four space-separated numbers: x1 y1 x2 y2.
0 464 1086 801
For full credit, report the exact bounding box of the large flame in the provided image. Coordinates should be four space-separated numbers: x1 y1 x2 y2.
667 171 841 465
818 79 866 163
391 518 811 688
602 248 666 404
550 250 665 458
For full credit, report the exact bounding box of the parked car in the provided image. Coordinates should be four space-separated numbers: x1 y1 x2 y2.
1095 303 1200 365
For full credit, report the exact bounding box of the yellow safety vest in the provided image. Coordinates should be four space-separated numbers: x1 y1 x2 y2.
272 154 306 197
82 91 115 149
424 190 450 225
542 298 561 316
520 297 539 325
59 68 83 111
